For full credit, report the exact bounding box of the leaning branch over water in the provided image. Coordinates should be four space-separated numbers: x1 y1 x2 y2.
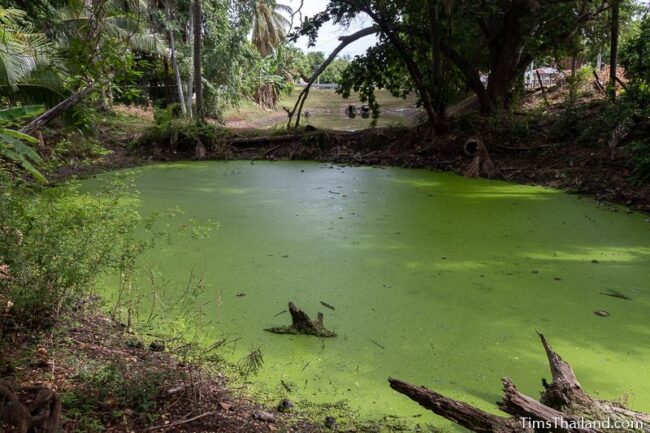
287 27 379 129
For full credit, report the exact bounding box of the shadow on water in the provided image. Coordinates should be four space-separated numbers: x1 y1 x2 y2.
86 161 650 428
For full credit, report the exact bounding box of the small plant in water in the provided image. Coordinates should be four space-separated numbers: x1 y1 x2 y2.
239 347 264 377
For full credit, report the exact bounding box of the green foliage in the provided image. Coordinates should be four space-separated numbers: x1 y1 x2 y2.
47 133 112 169
136 117 232 155
292 0 638 119
550 66 597 142
246 44 305 108
0 177 143 329
0 105 46 182
621 13 650 85
304 51 326 76
620 13 650 183
320 58 349 84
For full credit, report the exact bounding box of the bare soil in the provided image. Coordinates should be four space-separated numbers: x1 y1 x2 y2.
1 302 333 433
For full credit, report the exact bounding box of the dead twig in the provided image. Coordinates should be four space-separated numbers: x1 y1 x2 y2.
143 411 214 432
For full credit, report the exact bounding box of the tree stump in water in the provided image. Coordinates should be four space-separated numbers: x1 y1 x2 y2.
265 302 336 337
389 332 650 433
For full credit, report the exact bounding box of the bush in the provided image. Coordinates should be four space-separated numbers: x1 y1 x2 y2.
620 14 650 183
621 14 650 84
135 118 233 157
0 177 143 329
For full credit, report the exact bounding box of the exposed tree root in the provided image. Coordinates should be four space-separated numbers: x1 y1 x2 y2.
463 136 495 178
389 332 650 433
265 302 336 338
0 381 61 433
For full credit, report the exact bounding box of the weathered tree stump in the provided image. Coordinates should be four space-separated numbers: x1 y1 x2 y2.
389 332 650 433
0 381 61 433
265 302 336 337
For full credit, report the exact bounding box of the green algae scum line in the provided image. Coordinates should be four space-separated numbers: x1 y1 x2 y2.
85 161 650 429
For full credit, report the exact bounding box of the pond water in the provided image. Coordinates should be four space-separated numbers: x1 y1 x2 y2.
88 161 650 430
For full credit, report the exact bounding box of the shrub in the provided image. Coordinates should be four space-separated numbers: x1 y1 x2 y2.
620 14 650 183
135 118 233 157
0 177 143 329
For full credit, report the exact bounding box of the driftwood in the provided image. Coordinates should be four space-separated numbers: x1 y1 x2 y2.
0 381 61 433
389 332 650 433
265 302 336 337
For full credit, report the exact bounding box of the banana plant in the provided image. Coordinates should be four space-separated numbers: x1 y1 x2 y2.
0 105 47 183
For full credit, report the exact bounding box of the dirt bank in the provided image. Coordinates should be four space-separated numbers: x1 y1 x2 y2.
1 301 337 433
132 125 650 214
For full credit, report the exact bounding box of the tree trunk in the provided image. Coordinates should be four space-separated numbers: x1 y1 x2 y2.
390 332 650 433
193 0 204 121
609 0 620 101
20 86 94 135
368 11 441 130
166 3 186 115
255 83 277 110
484 2 538 111
185 15 194 118
428 0 445 118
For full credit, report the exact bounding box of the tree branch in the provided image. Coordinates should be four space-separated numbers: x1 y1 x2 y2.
287 26 379 129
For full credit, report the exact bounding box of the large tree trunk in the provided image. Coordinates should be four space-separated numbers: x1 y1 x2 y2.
428 0 445 119
609 0 620 101
192 0 204 121
390 332 650 433
483 2 539 111
255 83 278 110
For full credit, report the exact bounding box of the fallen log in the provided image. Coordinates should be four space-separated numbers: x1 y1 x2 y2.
389 332 650 433
265 302 336 337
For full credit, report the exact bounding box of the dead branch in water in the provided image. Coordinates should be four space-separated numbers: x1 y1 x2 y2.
390 332 650 433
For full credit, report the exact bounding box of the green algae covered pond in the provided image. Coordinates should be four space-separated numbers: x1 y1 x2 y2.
88 161 650 429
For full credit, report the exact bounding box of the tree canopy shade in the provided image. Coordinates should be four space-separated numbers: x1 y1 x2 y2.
291 0 629 130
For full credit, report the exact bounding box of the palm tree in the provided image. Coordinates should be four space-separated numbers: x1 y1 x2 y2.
53 0 166 108
252 0 292 57
251 1 291 108
0 7 64 106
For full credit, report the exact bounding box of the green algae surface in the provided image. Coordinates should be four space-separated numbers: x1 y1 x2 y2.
88 161 650 429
